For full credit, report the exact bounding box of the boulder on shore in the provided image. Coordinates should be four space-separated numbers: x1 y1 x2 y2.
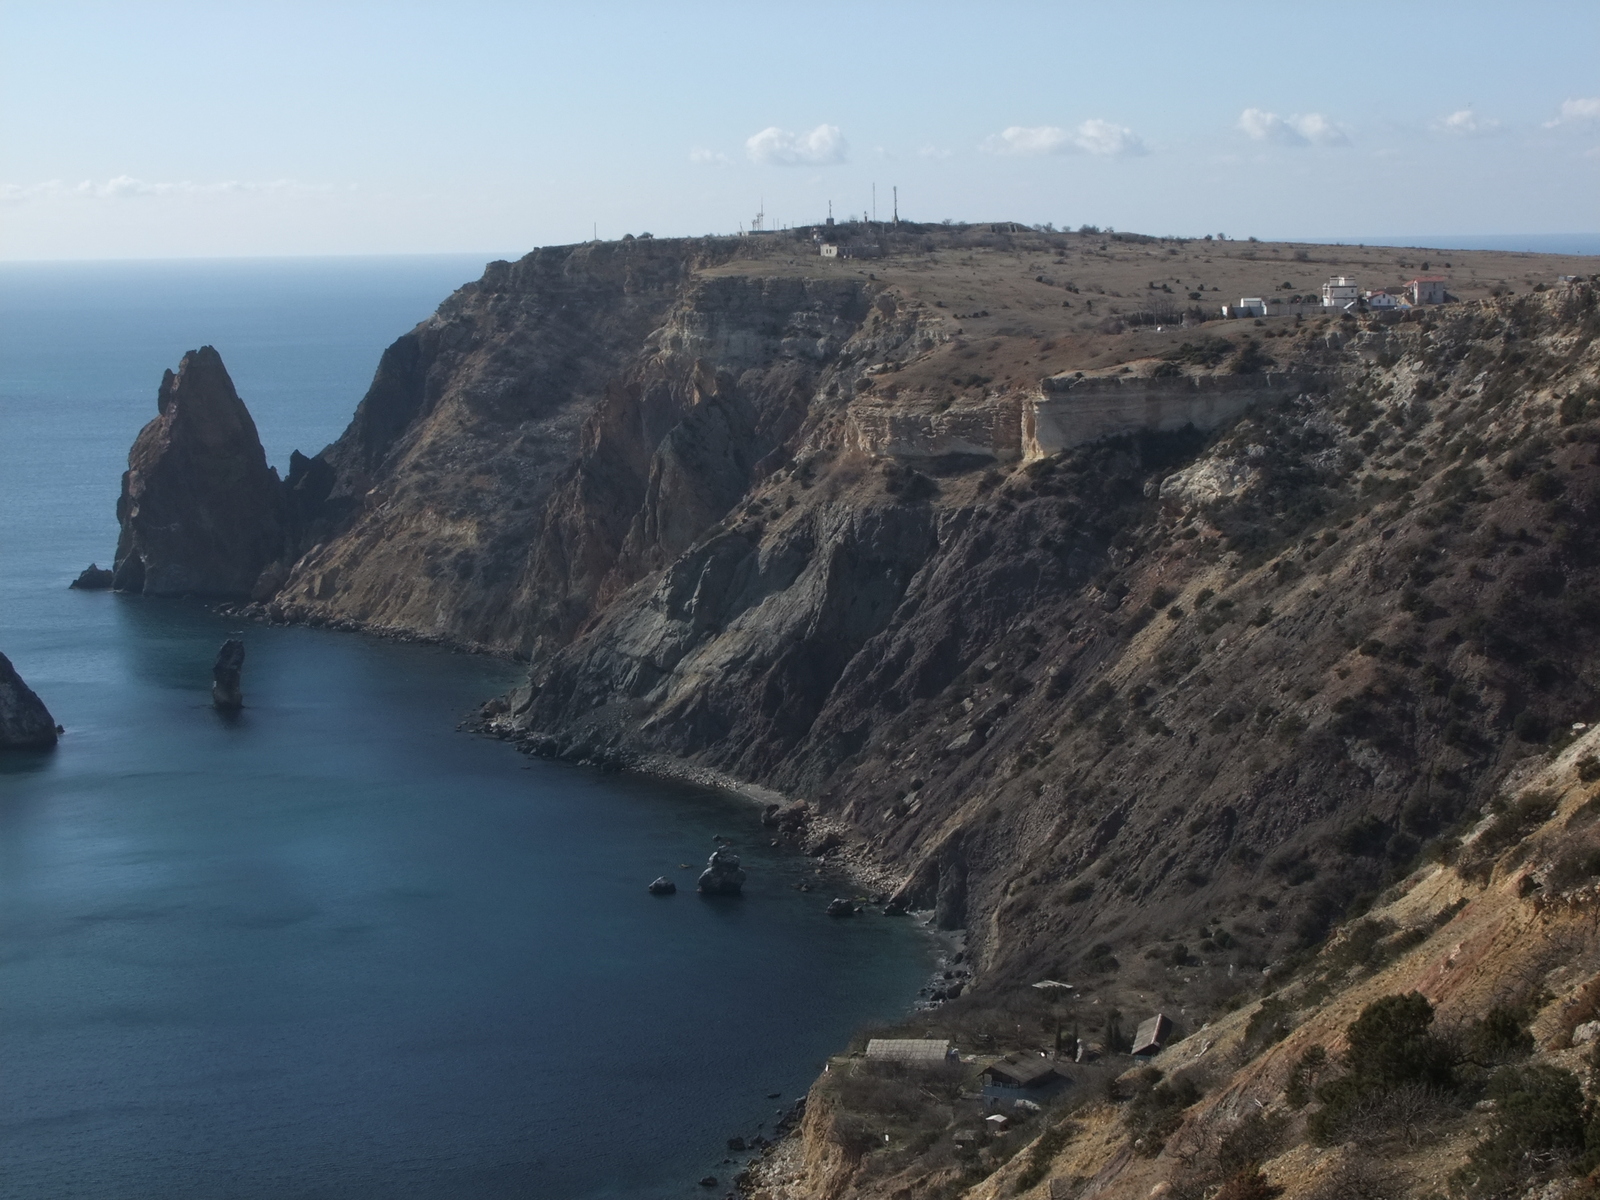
0 652 59 749
69 563 115 590
113 347 286 598
697 848 747 895
648 876 677 895
212 639 246 711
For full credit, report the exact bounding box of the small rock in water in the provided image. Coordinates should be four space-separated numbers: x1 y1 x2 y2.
726 1136 746 1151
697 848 746 895
648 876 677 895
212 639 246 711
766 1092 781 1099
69 563 114 590
698 1175 718 1188
826 897 858 918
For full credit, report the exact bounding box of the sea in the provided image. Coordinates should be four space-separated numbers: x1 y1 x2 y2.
0 257 933 1200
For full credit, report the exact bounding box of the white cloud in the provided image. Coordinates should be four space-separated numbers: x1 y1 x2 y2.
744 124 847 166
1433 109 1501 136
984 119 1146 158
1237 108 1349 146
0 176 332 204
1546 97 1600 127
688 147 730 165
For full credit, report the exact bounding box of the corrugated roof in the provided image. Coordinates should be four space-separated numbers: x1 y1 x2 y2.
866 1038 952 1063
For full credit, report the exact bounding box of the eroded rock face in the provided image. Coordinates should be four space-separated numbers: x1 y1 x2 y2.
0 652 58 749
113 347 285 597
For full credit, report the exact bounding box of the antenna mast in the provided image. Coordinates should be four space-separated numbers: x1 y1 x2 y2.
893 186 898 226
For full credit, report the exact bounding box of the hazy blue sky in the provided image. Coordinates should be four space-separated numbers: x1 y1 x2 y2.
3 1 1597 259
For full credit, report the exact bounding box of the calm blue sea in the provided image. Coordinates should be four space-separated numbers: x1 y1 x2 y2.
0 258 931 1200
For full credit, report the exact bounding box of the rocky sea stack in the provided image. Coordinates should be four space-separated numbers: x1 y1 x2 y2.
0 652 58 749
212 639 246 711
113 347 285 598
696 848 746 896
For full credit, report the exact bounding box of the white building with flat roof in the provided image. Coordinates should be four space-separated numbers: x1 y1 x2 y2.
1322 276 1360 309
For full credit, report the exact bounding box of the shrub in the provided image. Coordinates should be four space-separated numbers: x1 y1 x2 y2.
1216 1110 1288 1173
1464 1004 1535 1066
1452 1064 1585 1197
1308 993 1457 1144
1212 1167 1281 1200
1125 1068 1203 1155
1013 1120 1079 1191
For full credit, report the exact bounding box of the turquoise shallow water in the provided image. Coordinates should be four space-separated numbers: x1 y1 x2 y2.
0 258 931 1199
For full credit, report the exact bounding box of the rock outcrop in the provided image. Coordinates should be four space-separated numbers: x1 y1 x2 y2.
69 563 114 590
211 639 245 710
697 848 747 895
113 347 285 597
0 652 58 749
648 876 677 895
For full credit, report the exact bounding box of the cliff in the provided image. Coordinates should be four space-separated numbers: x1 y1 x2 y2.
0 651 58 749
113 346 285 597
125 226 1600 1197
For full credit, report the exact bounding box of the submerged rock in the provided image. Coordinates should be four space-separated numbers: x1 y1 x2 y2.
0 652 58 749
69 563 114 590
648 876 677 895
113 347 285 598
697 848 746 895
212 639 246 711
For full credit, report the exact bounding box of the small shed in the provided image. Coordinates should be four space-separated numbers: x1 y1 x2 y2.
985 1113 1011 1133
866 1038 956 1067
819 243 840 258
982 1054 1059 1089
1132 1013 1174 1057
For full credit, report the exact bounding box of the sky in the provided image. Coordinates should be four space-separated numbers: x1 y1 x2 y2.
2 1 1598 260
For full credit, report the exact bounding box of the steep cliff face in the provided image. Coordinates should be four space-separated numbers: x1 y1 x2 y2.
506 283 1600 994
258 243 893 653
113 346 285 597
139 230 1599 1197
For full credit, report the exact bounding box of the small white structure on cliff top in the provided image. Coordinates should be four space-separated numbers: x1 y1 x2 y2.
1321 276 1360 309
819 243 840 258
866 1038 956 1066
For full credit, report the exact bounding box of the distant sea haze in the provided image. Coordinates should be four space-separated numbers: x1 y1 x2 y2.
1300 234 1600 256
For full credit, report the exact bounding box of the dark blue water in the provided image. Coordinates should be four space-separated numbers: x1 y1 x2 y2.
0 258 931 1200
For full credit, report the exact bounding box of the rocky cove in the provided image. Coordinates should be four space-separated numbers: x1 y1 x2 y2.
81 229 1600 1198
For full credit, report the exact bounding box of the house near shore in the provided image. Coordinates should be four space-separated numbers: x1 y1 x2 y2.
1409 276 1448 304
981 1054 1060 1089
819 243 840 258
865 1038 957 1067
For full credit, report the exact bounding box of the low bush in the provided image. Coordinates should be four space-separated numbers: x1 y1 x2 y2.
1308 993 1458 1144
1451 1064 1586 1197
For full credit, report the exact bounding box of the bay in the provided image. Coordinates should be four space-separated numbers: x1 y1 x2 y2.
0 257 932 1200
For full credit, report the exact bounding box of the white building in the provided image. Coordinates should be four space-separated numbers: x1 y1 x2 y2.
1409 276 1448 304
1322 276 1360 309
1365 291 1401 310
819 243 840 258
